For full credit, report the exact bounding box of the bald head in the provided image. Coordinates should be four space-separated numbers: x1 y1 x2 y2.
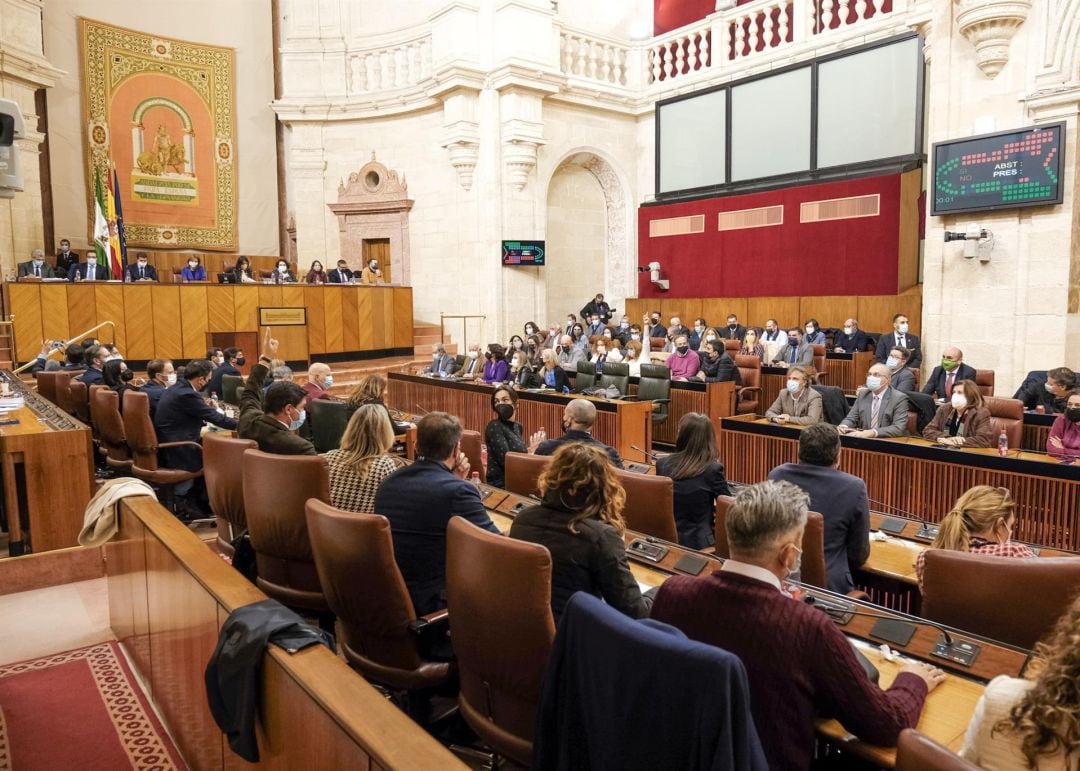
308 362 331 386
559 335 573 347
564 398 597 430
942 347 963 363
868 362 891 387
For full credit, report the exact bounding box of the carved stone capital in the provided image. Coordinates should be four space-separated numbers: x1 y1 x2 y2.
443 138 480 191
954 0 1032 79
503 139 542 192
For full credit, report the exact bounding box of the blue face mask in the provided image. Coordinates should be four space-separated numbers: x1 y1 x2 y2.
897 323 909 335
786 379 801 393
866 375 882 391
324 375 334 388
288 409 306 431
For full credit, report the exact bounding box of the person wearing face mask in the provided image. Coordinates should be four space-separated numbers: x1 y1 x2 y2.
720 314 747 342
764 366 822 425
142 358 175 419
875 313 922 370
305 260 328 284
206 347 244 398
884 346 915 392
508 335 526 356
839 363 909 438
538 348 571 391
1046 388 1080 460
458 343 483 379
1014 366 1078 415
102 359 139 411
523 321 539 339
833 318 869 354
771 328 814 368
482 344 510 384
484 387 545 489
180 255 207 282
17 248 56 280
569 323 589 352
580 293 615 326
687 317 709 351
68 254 106 281
760 318 788 348
915 486 1035 591
922 380 995 448
272 259 297 284
328 259 353 284
592 339 610 371
696 338 741 385
644 312 667 341
585 314 606 337
665 334 701 382
303 362 337 402
423 342 459 377
533 398 624 468
738 329 764 362
652 481 944 771
55 239 78 276
802 319 825 346
236 336 316 455
922 347 977 402
124 251 159 282
557 334 587 372
360 259 383 285
613 316 633 345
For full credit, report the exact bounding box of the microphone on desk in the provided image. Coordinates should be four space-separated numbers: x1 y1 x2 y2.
629 444 658 462
868 498 938 539
414 404 430 416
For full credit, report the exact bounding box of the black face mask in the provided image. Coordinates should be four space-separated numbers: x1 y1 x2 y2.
120 370 134 382
676 345 689 355
728 323 737 329
235 357 246 366
494 403 514 422
1066 407 1080 423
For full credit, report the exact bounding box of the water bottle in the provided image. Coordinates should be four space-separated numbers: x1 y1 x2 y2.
997 428 1008 457
480 444 488 470
470 472 480 487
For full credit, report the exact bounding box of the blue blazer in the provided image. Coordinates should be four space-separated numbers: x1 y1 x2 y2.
124 263 159 282
153 379 238 471
76 366 104 385
181 265 207 281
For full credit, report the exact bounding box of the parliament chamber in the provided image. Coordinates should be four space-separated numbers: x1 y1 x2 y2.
2 0 1080 769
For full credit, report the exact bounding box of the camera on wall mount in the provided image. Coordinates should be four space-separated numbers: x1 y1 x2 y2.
0 98 26 200
944 223 993 263
638 260 669 291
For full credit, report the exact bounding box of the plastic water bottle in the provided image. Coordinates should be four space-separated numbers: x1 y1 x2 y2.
997 429 1008 457
480 444 488 470
471 472 481 487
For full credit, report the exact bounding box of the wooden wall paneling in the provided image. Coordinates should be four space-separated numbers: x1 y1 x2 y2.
206 286 236 333
281 286 305 310
122 285 156 360
660 298 701 324
151 285 183 359
10 284 44 361
858 295 914 336
801 295 858 330
257 285 284 310
624 298 646 321
356 289 375 350
179 285 209 359
232 286 259 332
897 169 923 292
94 284 127 351
747 296 798 329
380 288 396 350
106 513 152 683
66 285 98 344
340 287 361 351
698 298 741 328
39 285 71 344
304 287 326 355
322 287 344 353
393 287 413 349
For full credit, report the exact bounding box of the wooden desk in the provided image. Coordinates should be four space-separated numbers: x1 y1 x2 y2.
1021 411 1055 452
719 415 1080 551
0 372 94 554
386 373 654 464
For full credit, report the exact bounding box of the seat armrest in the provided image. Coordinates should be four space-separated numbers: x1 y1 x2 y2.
846 589 870 601
408 608 450 634
737 386 761 400
158 441 205 452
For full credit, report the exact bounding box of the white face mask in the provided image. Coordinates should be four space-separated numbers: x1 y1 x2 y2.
951 393 968 410
468 350 478 359
630 334 640 341
138 260 148 266
432 352 440 360
165 373 177 385
885 356 899 370
866 375 882 391
897 322 909 334
805 326 814 335
61 245 70 253
278 265 288 273
786 379 801 394
188 261 198 268
843 326 853 335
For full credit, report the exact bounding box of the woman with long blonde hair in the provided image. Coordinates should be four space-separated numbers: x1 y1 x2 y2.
509 443 653 621
960 593 1080 769
321 404 404 513
915 485 1036 590
346 374 410 434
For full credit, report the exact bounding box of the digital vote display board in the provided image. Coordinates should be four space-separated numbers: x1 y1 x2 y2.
931 123 1065 216
501 240 545 266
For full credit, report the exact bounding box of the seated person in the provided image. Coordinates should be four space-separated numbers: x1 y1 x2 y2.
768 424 870 594
760 318 787 348
833 318 869 353
228 256 257 283
665 334 701 381
374 412 498 615
423 342 459 377
1015 367 1078 415
345 374 410 435
141 358 175 419
485 387 536 488
458 343 483 379
651 481 944 770
237 339 316 455
509 350 535 386
585 313 606 338
207 347 242 398
76 344 107 385
771 328 814 368
720 314 746 342
303 362 335 402
510 443 653 622
557 335 586 372
839 363 909 438
803 319 826 345
28 340 85 376
482 344 510 383
695 338 741 384
960 593 1080 769
322 404 404 513
534 398 624 468
738 328 764 362
67 256 106 281
591 338 611 371
915 485 1036 590
305 260 328 284
124 252 159 282
875 313 923 370
180 256 207 282
17 249 56 279
667 316 690 343
536 348 570 391
922 347 977 401
922 379 996 447
328 259 353 284
655 413 731 549
644 312 667 341
272 258 297 283
102 359 138 411
764 365 823 425
885 345 916 392
1047 388 1080 461
569 323 589 352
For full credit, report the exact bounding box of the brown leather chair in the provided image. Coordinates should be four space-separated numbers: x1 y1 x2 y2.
614 469 677 542
203 433 257 556
974 369 995 397
35 370 71 406
985 396 1023 449
504 451 550 497
459 428 485 483
305 500 454 701
734 354 762 415
90 387 132 471
68 379 90 423
811 344 827 381
446 517 555 766
895 729 979 771
121 390 203 501
242 449 331 612
922 550 1080 649
714 495 828 589
908 366 922 391
723 339 741 354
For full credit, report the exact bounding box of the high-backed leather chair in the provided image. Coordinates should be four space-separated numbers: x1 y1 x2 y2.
895 729 979 771
203 433 257 556
714 495 828 589
974 369 995 397
122 390 202 502
309 398 349 453
574 361 596 392
921 550 1080 649
504 451 550 497
723 339 741 354
459 428 485 483
446 517 555 766
811 344 827 381
908 366 922 391
599 361 629 395
221 374 244 406
242 449 331 612
54 374 77 415
637 363 672 426
35 370 71 406
614 469 677 542
734 354 762 415
985 396 1023 448
68 379 90 423
306 500 453 706
90 387 132 471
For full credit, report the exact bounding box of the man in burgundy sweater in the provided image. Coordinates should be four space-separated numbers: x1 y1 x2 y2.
651 481 945 770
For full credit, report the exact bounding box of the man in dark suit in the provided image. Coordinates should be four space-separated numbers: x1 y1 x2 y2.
644 312 667 341
696 338 741 384
328 259 353 284
534 398 624 468
68 259 107 281
833 318 870 353
153 359 239 480
771 328 814 368
374 412 498 615
237 345 316 455
55 240 78 276
921 346 976 401
885 346 916 392
27 341 86 376
1014 367 1078 415
767 424 870 594
75 344 107 384
719 313 747 342
207 347 243 398
17 249 56 279
839 363 909 438
123 252 159 282
141 358 175 419
874 313 922 370
580 293 615 325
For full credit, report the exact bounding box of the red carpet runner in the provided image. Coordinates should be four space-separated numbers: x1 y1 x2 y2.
0 641 185 769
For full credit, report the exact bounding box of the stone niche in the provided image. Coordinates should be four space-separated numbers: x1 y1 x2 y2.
328 155 414 280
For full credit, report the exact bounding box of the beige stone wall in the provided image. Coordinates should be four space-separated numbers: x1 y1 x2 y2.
545 164 606 320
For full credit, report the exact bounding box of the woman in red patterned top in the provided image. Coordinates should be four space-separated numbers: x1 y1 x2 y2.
915 485 1036 591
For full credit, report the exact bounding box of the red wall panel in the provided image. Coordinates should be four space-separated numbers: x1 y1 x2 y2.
638 173 907 298
654 0 715 35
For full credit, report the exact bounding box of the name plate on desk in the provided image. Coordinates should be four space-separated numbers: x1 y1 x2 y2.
259 307 307 326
